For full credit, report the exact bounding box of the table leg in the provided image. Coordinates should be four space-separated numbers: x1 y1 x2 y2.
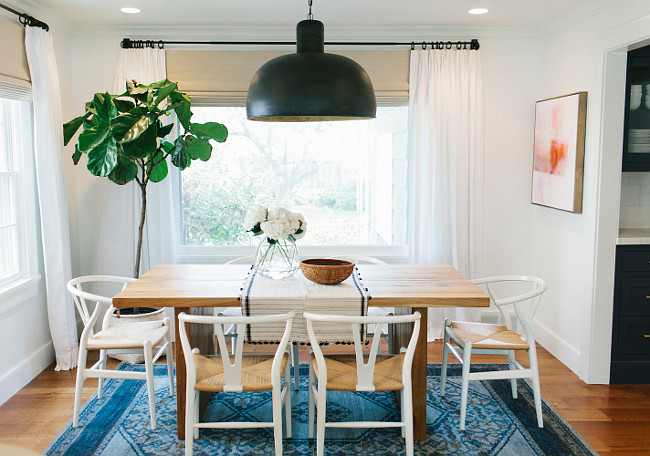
174 307 190 439
412 307 428 441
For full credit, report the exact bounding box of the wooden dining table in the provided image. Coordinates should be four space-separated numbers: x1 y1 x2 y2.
113 264 489 440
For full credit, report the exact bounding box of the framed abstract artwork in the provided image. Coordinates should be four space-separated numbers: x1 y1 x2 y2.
531 92 587 213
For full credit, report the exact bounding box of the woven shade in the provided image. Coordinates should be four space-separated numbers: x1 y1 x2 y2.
166 49 408 105
0 16 30 87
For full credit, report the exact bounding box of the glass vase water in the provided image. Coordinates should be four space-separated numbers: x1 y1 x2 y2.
254 236 299 279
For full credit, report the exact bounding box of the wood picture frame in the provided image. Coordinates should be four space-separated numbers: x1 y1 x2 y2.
531 91 587 213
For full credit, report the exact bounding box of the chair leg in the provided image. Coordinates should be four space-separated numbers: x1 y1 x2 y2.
272 385 283 456
166 341 175 396
400 389 405 438
308 359 315 440
507 351 518 399
403 385 414 456
440 319 450 397
72 347 88 428
185 389 195 456
316 384 327 456
143 340 157 430
194 391 200 439
459 340 472 431
529 346 544 428
284 361 292 438
291 342 300 390
97 349 107 399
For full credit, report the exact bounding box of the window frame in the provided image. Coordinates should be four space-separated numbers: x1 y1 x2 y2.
171 102 410 264
0 94 40 299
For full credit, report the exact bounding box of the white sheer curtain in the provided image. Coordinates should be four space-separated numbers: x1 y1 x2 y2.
91 48 175 279
25 26 78 370
408 48 484 340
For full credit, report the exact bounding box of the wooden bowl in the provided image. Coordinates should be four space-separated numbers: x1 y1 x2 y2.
300 259 354 285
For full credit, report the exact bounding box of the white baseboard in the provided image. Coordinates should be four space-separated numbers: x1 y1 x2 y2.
531 320 581 375
0 340 55 406
481 310 582 376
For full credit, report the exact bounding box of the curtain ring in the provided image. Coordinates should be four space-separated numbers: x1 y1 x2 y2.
456 42 462 50
410 42 415 51
158 40 164 49
421 41 426 50
445 41 452 49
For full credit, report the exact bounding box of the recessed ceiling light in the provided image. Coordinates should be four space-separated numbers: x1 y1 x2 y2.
120 7 141 14
468 8 489 15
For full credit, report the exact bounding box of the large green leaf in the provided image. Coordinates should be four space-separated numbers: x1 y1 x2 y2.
78 123 110 153
112 112 152 143
108 154 138 185
169 92 192 130
84 101 97 115
93 92 118 122
147 150 168 182
63 113 89 145
72 145 83 165
157 123 174 138
121 123 158 159
153 81 177 107
190 122 228 142
86 136 118 176
170 136 189 170
113 98 135 113
121 124 158 158
186 136 212 161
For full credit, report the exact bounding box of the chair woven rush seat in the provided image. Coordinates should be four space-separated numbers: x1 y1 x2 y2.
194 353 289 392
447 321 530 351
86 321 168 350
310 353 406 392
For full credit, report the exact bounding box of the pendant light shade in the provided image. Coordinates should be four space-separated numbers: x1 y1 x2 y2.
246 19 376 121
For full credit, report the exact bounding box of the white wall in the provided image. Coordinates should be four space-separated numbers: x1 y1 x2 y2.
0 2 73 405
529 0 650 382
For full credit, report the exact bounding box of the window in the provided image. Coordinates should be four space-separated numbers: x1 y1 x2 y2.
178 106 409 258
0 96 35 288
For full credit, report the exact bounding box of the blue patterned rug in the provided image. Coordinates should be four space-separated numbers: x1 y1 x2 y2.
46 363 596 455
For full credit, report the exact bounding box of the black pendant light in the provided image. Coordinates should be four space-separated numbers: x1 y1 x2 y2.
246 0 376 122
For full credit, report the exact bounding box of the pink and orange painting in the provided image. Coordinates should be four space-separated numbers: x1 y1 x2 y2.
531 92 587 213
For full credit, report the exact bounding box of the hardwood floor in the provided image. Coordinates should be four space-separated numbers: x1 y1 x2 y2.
0 341 649 454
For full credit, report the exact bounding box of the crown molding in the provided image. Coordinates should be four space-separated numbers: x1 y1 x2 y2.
539 0 627 35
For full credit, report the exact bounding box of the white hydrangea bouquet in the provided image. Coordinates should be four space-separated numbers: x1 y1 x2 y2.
244 206 307 279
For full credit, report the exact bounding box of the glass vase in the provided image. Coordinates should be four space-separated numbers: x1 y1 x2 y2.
254 236 299 279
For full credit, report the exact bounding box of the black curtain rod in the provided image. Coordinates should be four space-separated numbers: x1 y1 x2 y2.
0 2 48 31
121 37 479 50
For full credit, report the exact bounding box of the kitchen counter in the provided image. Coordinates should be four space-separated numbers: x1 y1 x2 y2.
617 228 650 245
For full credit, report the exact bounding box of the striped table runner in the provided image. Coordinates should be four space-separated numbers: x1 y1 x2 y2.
240 268 369 343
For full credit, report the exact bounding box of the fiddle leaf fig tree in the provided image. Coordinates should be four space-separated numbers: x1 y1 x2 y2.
64 79 228 277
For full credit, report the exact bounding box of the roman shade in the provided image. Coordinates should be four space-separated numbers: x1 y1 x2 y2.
166 49 408 105
0 16 31 88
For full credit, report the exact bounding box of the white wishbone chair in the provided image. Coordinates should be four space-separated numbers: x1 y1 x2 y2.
179 311 294 456
222 256 301 390
325 255 393 354
67 275 174 430
440 275 547 430
304 311 421 456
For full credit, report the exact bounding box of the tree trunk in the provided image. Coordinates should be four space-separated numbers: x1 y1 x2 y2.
134 183 147 279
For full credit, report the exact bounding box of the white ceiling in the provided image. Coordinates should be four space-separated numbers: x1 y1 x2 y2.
30 0 585 28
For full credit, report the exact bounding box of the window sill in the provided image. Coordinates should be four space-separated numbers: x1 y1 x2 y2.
0 276 41 316
176 245 409 264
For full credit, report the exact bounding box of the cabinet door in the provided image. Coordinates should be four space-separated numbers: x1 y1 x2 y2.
620 278 650 315
620 249 650 273
622 49 650 171
617 316 650 355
